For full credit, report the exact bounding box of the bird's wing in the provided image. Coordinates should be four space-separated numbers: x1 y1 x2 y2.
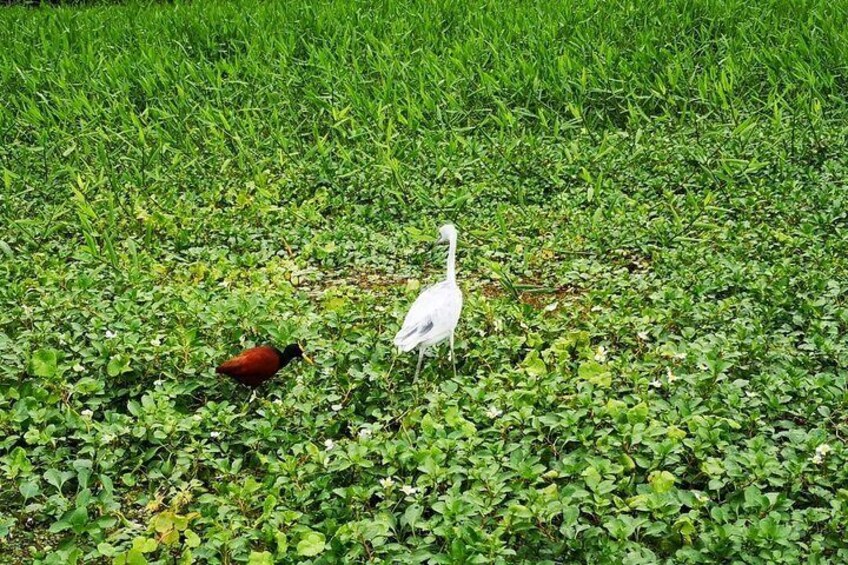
215 347 276 376
394 282 462 352
215 350 248 374
216 346 282 387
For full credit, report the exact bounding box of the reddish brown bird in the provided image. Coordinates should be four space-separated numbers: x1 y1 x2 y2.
216 343 312 388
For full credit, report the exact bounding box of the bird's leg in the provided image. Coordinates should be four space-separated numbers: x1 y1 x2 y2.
384 354 397 392
450 332 457 378
415 346 426 379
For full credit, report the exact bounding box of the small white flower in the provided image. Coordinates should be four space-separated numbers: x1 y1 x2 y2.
811 454 823 465
331 404 343 412
637 331 649 341
153 379 164 387
358 428 372 439
674 352 686 361
544 302 558 312
591 305 603 312
649 379 662 389
666 367 677 383
401 485 418 496
815 444 832 457
594 345 607 363
324 439 335 450
150 338 161 347
105 330 117 340
81 409 93 419
486 406 503 419
210 431 221 439
72 363 85 372
273 398 283 405
379 477 395 489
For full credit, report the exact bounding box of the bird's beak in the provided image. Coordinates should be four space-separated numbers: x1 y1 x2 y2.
298 342 313 364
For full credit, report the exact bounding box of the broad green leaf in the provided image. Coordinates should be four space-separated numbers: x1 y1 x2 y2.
508 504 533 519
172 512 196 531
701 458 724 476
68 507 89 533
605 399 626 418
674 516 696 542
667 425 687 440
275 531 288 554
296 531 326 557
29 348 58 378
44 469 72 491
162 529 180 545
97 543 115 557
402 504 423 529
126 549 148 565
184 529 201 548
551 331 590 357
649 471 676 494
627 402 649 424
247 551 274 565
152 511 174 533
619 453 635 471
131 537 158 553
73 459 92 489
522 350 547 377
49 519 70 534
578 361 611 387
323 296 347 312
8 447 32 478
583 466 602 489
744 485 766 510
107 355 131 377
19 481 40 500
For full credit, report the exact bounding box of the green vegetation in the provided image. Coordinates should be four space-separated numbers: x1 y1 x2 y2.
2 0 847 562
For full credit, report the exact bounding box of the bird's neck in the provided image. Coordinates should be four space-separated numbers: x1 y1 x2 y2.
445 235 457 284
274 347 297 368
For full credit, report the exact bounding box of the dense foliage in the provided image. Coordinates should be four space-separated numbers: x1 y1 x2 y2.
1 0 847 562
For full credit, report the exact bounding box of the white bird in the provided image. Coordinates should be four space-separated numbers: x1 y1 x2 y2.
394 224 463 378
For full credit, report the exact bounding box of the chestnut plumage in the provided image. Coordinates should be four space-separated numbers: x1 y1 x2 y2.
215 343 311 388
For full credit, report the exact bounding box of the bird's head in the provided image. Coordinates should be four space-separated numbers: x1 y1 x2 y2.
278 343 313 365
436 223 457 245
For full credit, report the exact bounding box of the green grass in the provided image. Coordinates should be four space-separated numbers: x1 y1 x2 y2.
1 0 848 562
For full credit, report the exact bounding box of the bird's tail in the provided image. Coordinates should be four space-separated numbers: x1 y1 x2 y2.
393 328 420 352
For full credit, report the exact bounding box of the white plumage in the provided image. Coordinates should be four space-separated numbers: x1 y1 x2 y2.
394 280 463 352
394 224 463 377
